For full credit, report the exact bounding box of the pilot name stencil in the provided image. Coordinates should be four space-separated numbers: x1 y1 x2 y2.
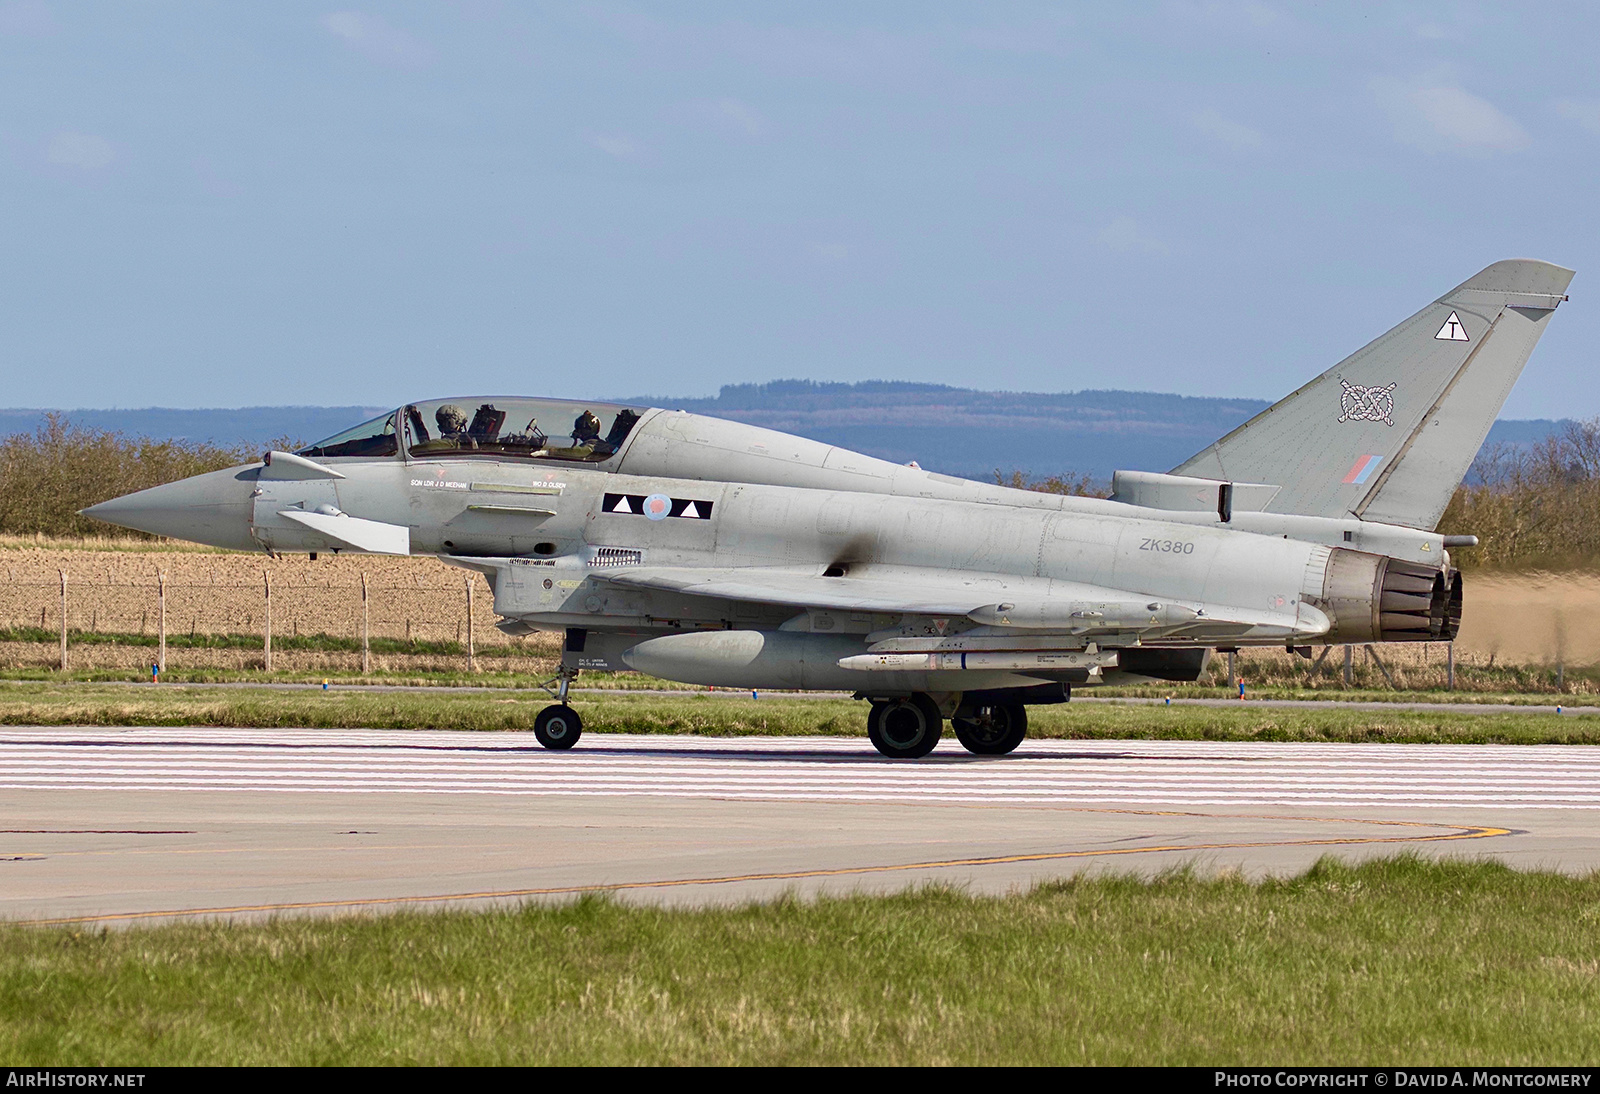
1337 379 1397 426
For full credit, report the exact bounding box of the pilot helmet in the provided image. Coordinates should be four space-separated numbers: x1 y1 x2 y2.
436 405 468 434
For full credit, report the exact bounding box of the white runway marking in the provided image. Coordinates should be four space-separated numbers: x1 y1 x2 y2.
4 729 1599 808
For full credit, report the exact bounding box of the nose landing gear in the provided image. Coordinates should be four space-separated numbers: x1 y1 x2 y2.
534 667 582 750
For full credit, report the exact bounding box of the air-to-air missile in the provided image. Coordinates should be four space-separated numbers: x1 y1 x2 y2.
85 260 1573 757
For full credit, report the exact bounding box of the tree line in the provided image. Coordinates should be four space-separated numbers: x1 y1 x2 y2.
0 415 254 539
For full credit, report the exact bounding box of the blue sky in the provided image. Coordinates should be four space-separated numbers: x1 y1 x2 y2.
2 2 1597 416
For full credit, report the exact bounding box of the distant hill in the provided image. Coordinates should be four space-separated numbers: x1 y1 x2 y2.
629 380 1561 483
0 406 388 453
0 383 1565 483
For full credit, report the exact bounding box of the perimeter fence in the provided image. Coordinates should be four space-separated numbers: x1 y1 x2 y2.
0 567 1581 693
0 563 559 674
0 549 1591 691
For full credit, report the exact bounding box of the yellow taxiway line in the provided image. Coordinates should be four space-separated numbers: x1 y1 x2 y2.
16 817 1512 927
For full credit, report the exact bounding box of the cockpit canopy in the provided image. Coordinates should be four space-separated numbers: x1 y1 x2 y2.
296 398 646 463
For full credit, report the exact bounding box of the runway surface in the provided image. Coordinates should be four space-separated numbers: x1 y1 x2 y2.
54 678 1600 713
4 727 1598 925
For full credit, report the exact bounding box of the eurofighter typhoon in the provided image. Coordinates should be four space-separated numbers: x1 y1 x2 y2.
85 260 1573 757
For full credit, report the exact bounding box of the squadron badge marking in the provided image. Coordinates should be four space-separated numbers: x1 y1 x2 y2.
603 493 714 520
1337 379 1397 426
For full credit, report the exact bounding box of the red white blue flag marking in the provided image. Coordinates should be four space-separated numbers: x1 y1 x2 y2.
1342 454 1384 485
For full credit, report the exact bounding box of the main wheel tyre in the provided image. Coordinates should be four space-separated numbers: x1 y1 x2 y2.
867 694 943 759
534 704 582 750
952 701 1027 755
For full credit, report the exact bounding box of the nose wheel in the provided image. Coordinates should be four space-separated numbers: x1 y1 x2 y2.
534 703 582 749
867 694 944 759
534 667 582 750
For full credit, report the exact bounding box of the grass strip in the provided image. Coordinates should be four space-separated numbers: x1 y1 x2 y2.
5 857 1599 1065
2 683 1599 743
5 651 1596 704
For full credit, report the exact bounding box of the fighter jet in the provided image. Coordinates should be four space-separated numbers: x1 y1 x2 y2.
84 259 1573 757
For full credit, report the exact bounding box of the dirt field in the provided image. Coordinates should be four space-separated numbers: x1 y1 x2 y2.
0 544 507 645
0 543 1591 672
1461 571 1600 665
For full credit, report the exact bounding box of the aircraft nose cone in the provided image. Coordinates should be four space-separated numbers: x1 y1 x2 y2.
81 466 259 551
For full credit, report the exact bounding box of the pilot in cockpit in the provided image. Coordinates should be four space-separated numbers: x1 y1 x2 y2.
572 409 602 446
435 404 468 437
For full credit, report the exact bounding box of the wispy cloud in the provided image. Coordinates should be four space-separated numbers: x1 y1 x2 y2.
1191 108 1263 149
700 98 767 137
46 132 114 170
964 15 1076 58
1167 1 1284 30
0 0 58 35
321 11 434 68
1556 99 1600 136
589 9 932 83
806 242 849 262
589 134 641 159
1371 77 1530 154
1099 217 1167 255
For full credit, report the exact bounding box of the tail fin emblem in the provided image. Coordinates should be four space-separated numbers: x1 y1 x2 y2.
1337 380 1397 426
1435 311 1470 341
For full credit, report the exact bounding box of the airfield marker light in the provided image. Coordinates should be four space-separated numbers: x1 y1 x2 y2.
1238 679 1246 700
323 679 329 692
151 664 158 683
752 690 758 700
1165 696 1171 707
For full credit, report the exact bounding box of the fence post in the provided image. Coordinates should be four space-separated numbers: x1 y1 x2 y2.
1446 642 1454 691
1363 644 1398 689
263 570 273 673
58 570 68 672
465 574 476 673
1225 651 1236 688
360 571 370 675
1343 644 1353 686
157 571 167 673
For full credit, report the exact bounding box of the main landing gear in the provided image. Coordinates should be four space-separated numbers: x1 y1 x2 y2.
867 695 943 759
951 701 1027 756
534 667 582 750
866 693 1028 759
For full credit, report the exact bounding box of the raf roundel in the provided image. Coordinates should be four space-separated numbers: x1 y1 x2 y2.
643 493 672 520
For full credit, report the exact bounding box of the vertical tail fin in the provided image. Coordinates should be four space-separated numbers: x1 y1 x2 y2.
1174 259 1574 529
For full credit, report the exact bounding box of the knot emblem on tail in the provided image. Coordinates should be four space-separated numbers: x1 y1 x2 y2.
1337 380 1397 426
